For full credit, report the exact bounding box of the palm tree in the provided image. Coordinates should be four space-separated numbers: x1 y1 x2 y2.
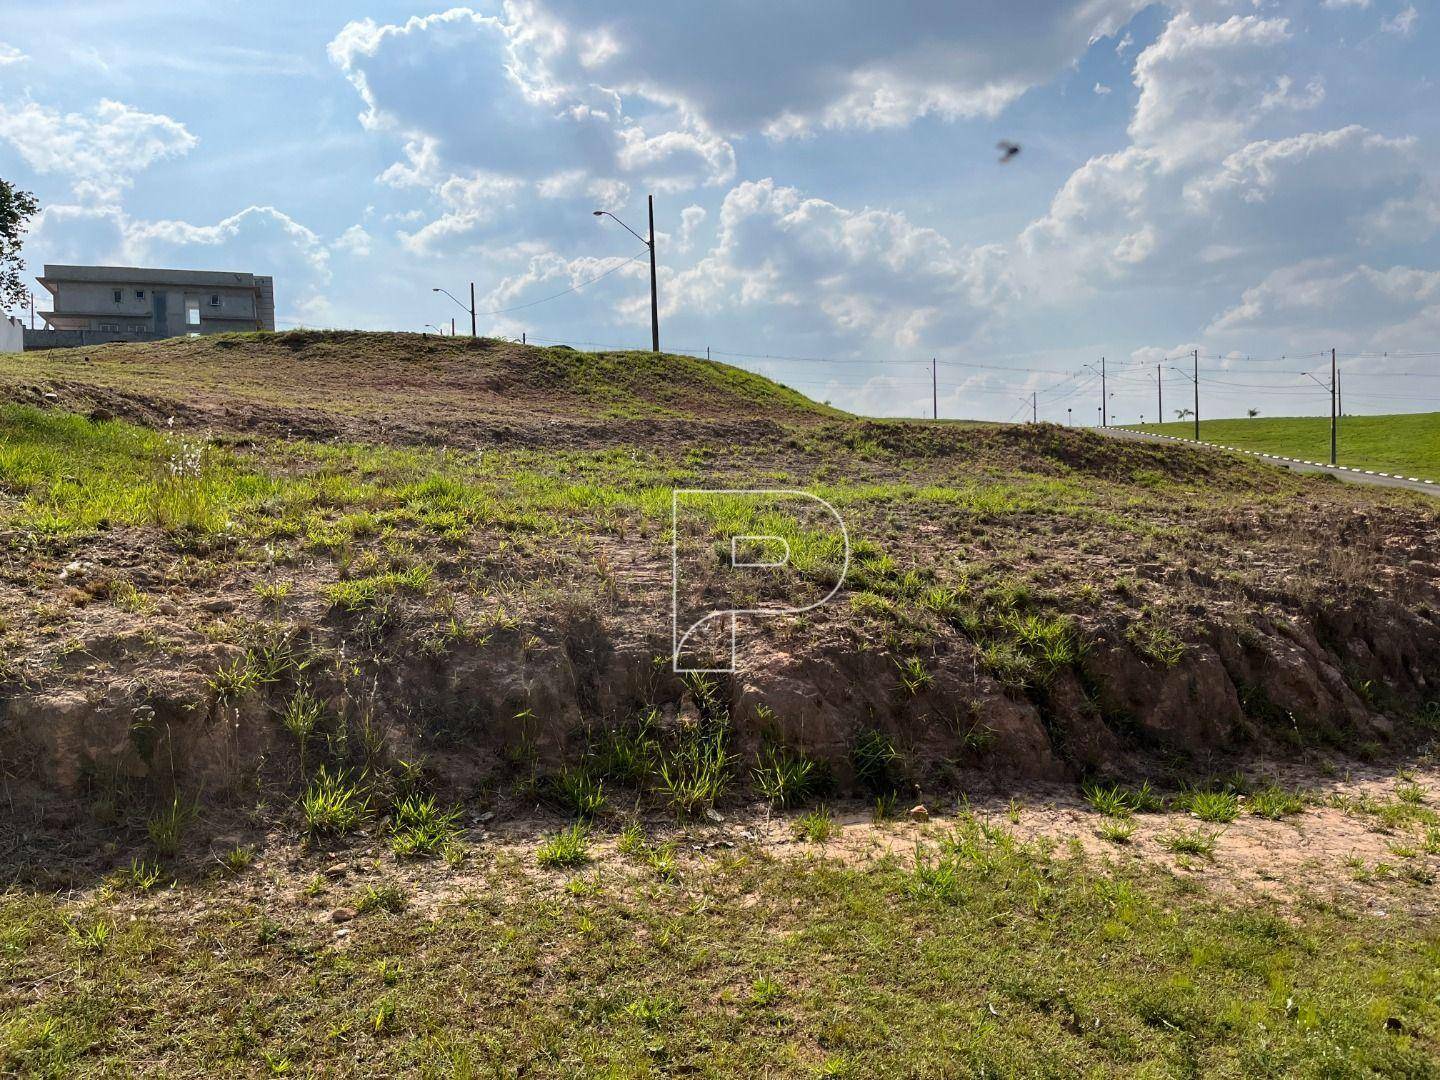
1247 408 1260 418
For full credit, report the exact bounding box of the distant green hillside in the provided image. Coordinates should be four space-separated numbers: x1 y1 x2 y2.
1127 412 1440 482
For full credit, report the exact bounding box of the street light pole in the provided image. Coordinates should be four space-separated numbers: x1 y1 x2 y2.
431 286 476 338
594 198 660 352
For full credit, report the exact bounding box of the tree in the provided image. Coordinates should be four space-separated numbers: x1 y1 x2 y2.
1247 407 1260 418
1 179 40 312
1174 407 1194 420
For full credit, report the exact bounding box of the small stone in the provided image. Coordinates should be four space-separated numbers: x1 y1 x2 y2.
324 863 348 879
909 805 930 822
705 807 724 823
328 907 357 924
201 598 236 613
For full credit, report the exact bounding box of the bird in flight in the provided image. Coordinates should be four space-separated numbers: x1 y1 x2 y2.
996 140 1021 163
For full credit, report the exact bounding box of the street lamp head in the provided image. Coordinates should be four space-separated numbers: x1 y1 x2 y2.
431 287 440 292
592 210 604 217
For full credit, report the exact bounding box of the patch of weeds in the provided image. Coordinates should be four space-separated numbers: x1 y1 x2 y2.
654 731 733 817
1125 619 1186 667
356 884 408 915
872 791 898 822
590 714 659 787
752 746 820 808
793 806 836 843
218 845 256 875
117 858 164 891
1396 782 1427 805
1158 828 1219 859
749 976 783 1007
545 765 608 819
536 823 590 868
1248 784 1306 820
65 919 112 954
301 767 369 836
147 796 195 857
615 823 678 881
1096 820 1136 845
208 656 261 703
896 655 934 696
851 728 898 794
1183 790 1241 824
1082 780 1163 819
389 794 462 858
279 687 326 771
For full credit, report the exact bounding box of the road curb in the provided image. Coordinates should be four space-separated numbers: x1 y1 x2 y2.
1099 428 1437 487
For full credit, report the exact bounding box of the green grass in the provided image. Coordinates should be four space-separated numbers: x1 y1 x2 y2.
5 834 1439 1076
1127 411 1440 482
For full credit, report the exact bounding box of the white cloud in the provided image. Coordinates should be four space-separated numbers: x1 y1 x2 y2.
1129 14 1321 169
0 42 25 66
675 205 706 253
327 7 736 252
1321 0 1370 8
1382 5 1419 36
1094 82 1113 96
515 0 1147 137
665 178 1012 353
0 98 196 204
1208 260 1440 345
334 225 373 257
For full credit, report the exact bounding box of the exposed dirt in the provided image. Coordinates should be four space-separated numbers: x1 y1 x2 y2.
2 332 1439 827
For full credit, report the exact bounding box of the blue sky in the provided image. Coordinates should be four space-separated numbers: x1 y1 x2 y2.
1 1 1436 422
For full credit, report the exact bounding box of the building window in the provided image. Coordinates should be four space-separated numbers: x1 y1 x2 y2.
135 290 145 300
186 300 201 327
209 294 221 307
112 290 123 303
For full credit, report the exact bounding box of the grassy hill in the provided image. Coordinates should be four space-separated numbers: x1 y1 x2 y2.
2 333 1440 1075
0 330 842 444
1127 411 1440 482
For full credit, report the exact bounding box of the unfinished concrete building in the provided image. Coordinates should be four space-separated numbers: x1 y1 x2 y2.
26 265 275 349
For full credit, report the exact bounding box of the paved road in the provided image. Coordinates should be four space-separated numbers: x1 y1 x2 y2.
1098 426 1440 499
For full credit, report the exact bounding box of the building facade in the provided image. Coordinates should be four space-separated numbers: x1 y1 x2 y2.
25 265 274 349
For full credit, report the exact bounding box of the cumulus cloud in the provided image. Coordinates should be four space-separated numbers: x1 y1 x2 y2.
514 0 1146 137
128 206 333 323
0 42 25 65
665 179 1012 354
1017 9 1427 306
334 224 373 257
1129 14 1322 169
1208 260 1440 345
327 6 735 251
0 98 196 204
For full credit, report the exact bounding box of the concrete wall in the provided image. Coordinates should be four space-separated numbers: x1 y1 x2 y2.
23 328 162 350
0 316 22 353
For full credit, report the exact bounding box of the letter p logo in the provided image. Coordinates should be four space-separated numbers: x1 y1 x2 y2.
671 489 849 673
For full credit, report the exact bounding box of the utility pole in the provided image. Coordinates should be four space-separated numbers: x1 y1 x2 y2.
469 283 476 337
1067 407 1072 427
1101 356 1107 427
1032 392 1037 424
931 358 937 420
29 291 35 330
594 198 660 352
1192 349 1200 441
1337 364 1343 430
450 317 455 336
648 195 660 353
1330 346 1338 466
1156 363 1162 427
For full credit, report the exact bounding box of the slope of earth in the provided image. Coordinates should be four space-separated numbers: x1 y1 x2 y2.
1129 412 1440 483
0 330 840 447
4 332 1440 1073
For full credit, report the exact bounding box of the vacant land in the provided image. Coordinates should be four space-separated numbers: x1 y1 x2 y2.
1130 412 1440 482
2 332 1439 1075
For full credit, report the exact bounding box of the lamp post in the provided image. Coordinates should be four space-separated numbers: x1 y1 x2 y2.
424 323 447 336
432 285 476 337
593 196 659 352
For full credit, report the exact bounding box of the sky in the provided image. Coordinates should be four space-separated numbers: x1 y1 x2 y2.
1 0 1437 423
